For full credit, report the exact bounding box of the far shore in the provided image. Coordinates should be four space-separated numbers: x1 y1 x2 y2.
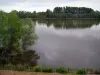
32 18 98 20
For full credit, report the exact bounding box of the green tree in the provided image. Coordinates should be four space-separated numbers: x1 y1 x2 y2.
46 9 52 18
0 10 38 66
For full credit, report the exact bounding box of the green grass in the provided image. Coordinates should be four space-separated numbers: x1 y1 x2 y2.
67 72 77 75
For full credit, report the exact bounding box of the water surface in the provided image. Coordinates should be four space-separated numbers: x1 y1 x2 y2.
32 19 100 68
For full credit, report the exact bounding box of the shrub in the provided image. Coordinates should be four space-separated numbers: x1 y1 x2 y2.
4 64 15 70
42 67 53 73
24 66 34 72
14 65 26 71
76 69 88 75
56 67 67 74
33 66 42 72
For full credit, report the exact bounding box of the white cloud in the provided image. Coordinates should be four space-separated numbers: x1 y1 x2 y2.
0 0 100 12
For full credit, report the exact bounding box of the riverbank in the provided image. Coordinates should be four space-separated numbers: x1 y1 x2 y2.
32 18 98 20
0 70 74 75
0 70 96 75
0 64 99 74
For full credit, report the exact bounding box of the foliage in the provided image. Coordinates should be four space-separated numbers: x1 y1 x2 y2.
14 65 27 71
76 69 88 74
1 65 100 74
3 64 15 70
42 67 53 73
56 67 68 74
0 10 38 66
11 50 39 66
33 66 42 72
17 6 100 19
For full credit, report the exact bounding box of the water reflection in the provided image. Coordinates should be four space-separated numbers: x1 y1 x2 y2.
32 19 100 68
35 19 100 29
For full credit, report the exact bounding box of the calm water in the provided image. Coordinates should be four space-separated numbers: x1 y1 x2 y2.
32 19 100 68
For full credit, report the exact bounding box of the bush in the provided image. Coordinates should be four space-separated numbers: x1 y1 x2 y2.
24 67 34 72
33 66 42 72
1 64 34 72
56 67 67 74
42 67 53 73
76 69 88 74
4 64 15 70
14 65 26 71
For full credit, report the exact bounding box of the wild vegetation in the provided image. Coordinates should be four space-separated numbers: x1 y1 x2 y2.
1 64 100 74
17 6 100 19
0 10 39 66
0 64 89 74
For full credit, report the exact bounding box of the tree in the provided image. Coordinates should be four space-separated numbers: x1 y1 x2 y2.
0 10 38 66
46 9 52 18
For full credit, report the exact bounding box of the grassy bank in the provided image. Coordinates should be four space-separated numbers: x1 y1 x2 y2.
0 64 100 74
0 70 98 75
0 70 78 75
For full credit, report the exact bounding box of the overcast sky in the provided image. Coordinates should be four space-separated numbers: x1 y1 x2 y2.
0 0 100 12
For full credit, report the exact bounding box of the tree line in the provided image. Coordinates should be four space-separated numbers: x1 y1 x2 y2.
17 6 100 19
